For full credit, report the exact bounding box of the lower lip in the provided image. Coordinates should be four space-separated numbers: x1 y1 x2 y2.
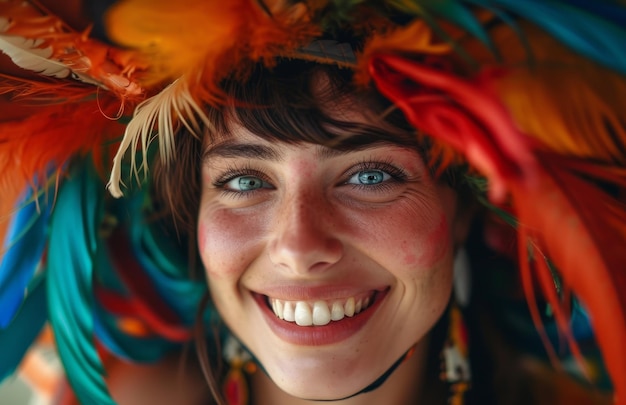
254 290 387 346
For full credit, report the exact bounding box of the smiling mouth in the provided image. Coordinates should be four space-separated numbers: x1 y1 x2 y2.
265 291 378 327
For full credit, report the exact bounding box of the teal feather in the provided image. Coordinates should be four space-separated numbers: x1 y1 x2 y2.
91 238 183 362
46 162 115 405
384 1 626 74
88 186 205 363
125 194 206 325
413 0 494 48
0 188 50 328
466 0 626 75
93 306 180 362
384 0 491 66
0 275 47 381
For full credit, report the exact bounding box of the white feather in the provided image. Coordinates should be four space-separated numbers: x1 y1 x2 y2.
0 17 10 32
0 33 72 78
107 77 213 198
0 26 105 88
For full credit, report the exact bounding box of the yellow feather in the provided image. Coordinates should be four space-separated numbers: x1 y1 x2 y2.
467 23 626 165
104 0 319 90
495 61 626 164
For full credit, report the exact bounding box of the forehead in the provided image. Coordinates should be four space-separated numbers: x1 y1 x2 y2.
204 102 422 155
202 63 422 155
203 122 415 163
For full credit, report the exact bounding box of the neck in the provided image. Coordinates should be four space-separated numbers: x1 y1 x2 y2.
250 336 447 405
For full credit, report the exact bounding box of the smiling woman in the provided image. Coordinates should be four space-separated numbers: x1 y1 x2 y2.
151 62 471 403
0 1 625 405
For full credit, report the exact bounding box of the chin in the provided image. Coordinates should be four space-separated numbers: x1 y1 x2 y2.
272 375 369 401
258 351 395 401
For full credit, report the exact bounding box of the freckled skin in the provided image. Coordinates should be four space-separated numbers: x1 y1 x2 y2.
416 214 452 266
197 126 470 401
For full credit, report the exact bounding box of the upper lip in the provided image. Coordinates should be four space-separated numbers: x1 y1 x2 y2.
252 284 389 302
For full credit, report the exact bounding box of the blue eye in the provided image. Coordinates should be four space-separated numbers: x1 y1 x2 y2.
225 175 270 191
348 170 391 185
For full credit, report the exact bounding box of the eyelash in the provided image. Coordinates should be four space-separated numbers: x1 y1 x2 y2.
211 160 410 197
212 164 272 197
343 160 408 191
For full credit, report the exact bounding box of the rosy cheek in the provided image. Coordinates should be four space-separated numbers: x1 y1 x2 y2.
400 240 418 265
415 214 451 266
197 223 207 251
198 210 257 278
398 213 452 268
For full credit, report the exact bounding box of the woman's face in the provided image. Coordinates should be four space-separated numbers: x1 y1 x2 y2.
197 110 469 400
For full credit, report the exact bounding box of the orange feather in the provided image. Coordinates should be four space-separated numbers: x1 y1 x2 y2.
0 0 145 99
369 53 626 403
104 0 321 102
0 99 125 220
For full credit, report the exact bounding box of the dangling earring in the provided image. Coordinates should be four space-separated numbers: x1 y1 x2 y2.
222 335 257 405
440 248 472 405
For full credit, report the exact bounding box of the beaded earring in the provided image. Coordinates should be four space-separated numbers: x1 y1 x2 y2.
222 335 257 405
441 248 472 405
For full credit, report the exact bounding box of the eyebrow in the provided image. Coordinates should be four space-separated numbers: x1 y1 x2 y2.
202 140 407 162
203 141 282 161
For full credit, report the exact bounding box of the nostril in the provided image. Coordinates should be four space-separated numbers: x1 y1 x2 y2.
268 235 344 274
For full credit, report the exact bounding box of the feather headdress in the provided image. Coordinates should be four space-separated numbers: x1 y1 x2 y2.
0 1 625 404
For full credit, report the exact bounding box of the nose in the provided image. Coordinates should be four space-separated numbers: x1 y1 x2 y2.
268 191 343 274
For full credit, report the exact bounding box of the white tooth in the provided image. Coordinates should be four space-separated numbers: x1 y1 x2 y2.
271 299 278 317
295 302 313 326
331 301 345 321
283 301 295 322
275 300 284 320
345 297 355 317
312 301 331 326
363 296 370 309
355 298 363 314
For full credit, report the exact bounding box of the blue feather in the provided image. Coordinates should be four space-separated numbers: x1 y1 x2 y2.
0 275 47 381
46 163 115 405
467 0 626 75
560 0 626 27
0 188 51 328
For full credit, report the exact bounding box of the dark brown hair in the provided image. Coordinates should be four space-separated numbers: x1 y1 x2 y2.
153 59 438 235
151 59 467 404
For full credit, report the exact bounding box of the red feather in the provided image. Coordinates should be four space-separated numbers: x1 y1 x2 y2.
369 54 626 403
0 98 125 222
95 228 192 342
